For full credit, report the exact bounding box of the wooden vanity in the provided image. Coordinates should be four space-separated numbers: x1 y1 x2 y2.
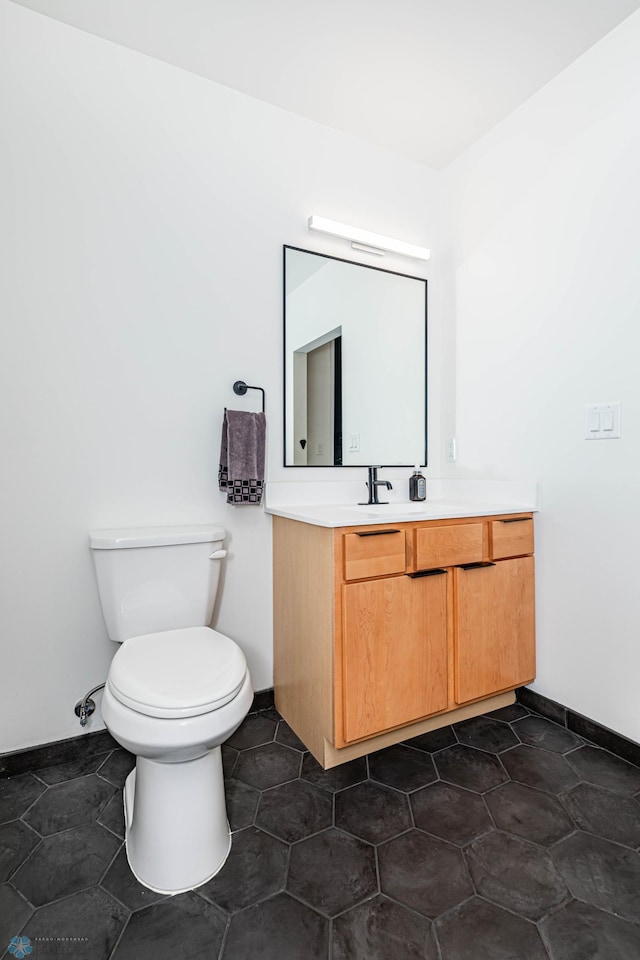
272 509 535 768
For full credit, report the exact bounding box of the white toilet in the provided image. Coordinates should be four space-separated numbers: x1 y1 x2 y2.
89 523 253 895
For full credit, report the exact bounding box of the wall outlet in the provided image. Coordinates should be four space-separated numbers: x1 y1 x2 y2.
446 437 457 462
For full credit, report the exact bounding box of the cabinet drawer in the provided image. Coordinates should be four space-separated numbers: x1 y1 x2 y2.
415 523 483 570
491 518 534 559
344 529 406 581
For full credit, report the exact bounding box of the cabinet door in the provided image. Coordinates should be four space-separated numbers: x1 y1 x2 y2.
342 572 448 742
454 557 535 704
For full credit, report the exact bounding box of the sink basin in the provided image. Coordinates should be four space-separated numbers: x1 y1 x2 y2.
341 502 431 518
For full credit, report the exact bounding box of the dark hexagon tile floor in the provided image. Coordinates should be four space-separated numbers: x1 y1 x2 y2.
436 896 549 960
334 780 412 844
22 774 116 835
565 743 640 795
500 743 579 793
287 827 377 917
484 780 574 845
223 891 329 960
0 774 46 824
368 744 437 792
511 715 582 754
562 781 640 847
540 899 640 960
435 743 508 792
26 887 129 960
256 778 332 843
454 715 519 754
332 894 438 960
2 701 640 959
552 831 640 923
465 831 569 920
199 825 288 913
378 829 473 918
410 781 493 846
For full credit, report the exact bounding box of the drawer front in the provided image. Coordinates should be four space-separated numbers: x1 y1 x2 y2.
344 529 406 581
415 523 483 570
491 518 534 559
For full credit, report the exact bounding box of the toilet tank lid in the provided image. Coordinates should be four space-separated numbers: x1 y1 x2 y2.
90 523 226 549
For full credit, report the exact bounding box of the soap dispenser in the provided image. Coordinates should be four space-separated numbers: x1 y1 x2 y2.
409 465 426 502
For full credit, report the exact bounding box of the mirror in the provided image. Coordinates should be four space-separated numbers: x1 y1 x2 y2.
284 246 427 467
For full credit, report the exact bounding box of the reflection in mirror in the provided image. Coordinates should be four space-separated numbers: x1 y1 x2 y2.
284 246 427 467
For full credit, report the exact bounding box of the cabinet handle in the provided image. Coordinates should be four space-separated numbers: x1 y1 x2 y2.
499 518 529 523
459 561 496 570
355 529 401 537
408 568 448 578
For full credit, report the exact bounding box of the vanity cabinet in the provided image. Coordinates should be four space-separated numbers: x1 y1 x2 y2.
273 512 535 768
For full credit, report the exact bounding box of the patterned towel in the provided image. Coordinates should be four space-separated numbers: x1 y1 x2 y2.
219 409 266 505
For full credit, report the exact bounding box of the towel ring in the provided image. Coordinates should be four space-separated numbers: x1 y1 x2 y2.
233 380 265 413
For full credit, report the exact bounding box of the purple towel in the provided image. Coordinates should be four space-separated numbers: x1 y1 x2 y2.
219 409 266 505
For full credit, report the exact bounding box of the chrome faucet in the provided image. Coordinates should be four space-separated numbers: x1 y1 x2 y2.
359 466 393 505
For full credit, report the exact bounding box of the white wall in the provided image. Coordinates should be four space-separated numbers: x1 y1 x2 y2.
8 0 637 755
1 2 440 752
447 10 640 742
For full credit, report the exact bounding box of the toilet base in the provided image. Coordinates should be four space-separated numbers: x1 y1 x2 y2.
123 747 231 895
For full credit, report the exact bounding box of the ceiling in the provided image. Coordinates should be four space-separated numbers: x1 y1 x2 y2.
12 0 640 168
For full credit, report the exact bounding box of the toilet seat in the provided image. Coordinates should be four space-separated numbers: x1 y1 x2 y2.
108 626 247 719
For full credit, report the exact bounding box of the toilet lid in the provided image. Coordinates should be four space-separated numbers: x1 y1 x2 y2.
108 626 247 719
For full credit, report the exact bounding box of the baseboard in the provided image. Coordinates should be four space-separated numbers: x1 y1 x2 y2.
4 686 636 780
250 687 275 712
517 686 640 768
0 729 119 778
0 687 278 779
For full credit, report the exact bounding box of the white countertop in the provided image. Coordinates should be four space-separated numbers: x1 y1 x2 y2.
264 498 536 528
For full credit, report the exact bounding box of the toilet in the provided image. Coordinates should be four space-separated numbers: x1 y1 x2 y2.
89 523 253 895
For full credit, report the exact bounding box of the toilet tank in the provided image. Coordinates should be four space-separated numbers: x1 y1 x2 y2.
90 523 226 642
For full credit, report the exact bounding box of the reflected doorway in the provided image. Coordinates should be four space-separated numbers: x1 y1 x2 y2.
293 333 342 465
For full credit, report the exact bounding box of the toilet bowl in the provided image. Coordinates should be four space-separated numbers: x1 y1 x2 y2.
90 524 253 894
102 626 253 894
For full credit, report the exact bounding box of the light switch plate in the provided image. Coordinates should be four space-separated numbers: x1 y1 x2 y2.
585 402 621 439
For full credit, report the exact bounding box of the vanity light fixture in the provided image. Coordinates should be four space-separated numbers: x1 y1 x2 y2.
308 215 430 262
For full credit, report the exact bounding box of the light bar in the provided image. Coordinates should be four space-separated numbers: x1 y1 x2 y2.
308 215 430 262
